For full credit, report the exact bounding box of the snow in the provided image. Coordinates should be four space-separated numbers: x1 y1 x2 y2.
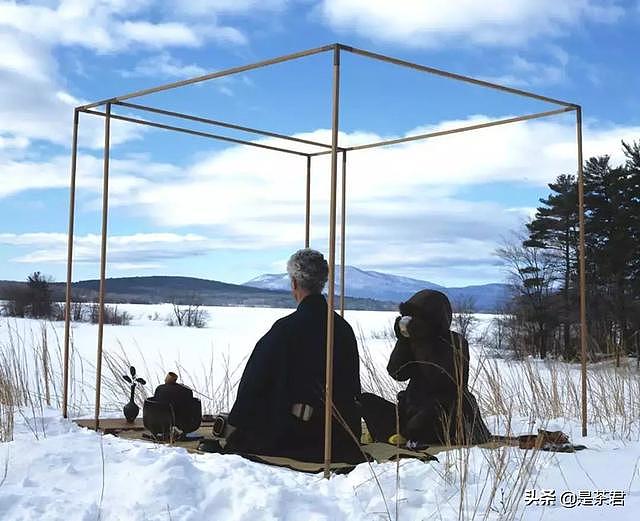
2 410 639 520
1 305 639 520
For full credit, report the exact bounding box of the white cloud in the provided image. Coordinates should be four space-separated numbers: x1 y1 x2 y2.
0 135 30 151
4 113 638 283
482 48 570 87
117 21 203 48
0 232 226 269
0 30 56 82
0 152 180 200
5 113 637 218
0 63 143 149
318 0 624 48
0 1 247 53
173 0 289 16
75 115 640 279
0 24 145 149
0 30 70 146
134 115 634 222
0 0 276 149
122 53 207 79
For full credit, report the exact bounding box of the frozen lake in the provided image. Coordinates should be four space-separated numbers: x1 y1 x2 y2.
0 303 496 416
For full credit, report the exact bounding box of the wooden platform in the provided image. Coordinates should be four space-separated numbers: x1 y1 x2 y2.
75 418 146 433
73 417 215 440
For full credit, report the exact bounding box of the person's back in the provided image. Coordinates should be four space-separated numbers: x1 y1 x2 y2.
279 293 361 459
226 249 362 462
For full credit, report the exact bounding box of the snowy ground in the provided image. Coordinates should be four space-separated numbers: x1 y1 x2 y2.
1 305 639 520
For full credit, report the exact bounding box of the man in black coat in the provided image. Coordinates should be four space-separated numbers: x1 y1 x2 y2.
225 249 363 463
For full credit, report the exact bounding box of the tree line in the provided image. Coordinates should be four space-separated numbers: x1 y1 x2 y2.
1 272 131 325
496 140 640 361
0 273 207 327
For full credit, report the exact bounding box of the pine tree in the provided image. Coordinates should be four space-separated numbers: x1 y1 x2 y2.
621 141 640 300
525 174 578 359
584 150 637 351
27 271 52 318
503 140 640 360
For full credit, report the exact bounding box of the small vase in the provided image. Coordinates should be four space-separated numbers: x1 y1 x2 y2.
123 400 139 422
123 386 139 422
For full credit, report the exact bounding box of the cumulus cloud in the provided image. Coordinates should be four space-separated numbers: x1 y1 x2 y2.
0 232 232 269
121 53 208 79
0 25 145 149
0 68 143 149
0 1 247 53
481 48 570 87
4 114 637 218
318 0 624 48
0 152 180 199
128 116 638 280
2 114 627 282
121 115 638 231
173 0 289 16
0 0 272 149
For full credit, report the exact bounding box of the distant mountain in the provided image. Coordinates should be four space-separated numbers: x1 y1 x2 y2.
246 266 444 302
244 266 511 312
0 276 396 311
0 270 512 312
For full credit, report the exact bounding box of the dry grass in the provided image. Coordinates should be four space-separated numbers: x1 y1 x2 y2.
475 351 640 440
2 314 640 520
0 358 15 442
101 342 248 416
0 319 61 440
356 325 640 520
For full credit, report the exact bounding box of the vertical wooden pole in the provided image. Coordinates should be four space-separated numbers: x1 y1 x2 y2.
324 45 341 479
63 109 79 419
576 106 589 437
94 102 112 430
339 151 347 317
305 156 311 248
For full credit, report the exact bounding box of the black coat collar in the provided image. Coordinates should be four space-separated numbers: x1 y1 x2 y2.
296 293 327 312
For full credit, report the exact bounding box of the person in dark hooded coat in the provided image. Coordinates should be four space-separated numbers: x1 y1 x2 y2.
222 249 363 463
361 289 490 446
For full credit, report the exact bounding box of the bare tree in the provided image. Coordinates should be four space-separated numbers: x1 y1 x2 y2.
452 296 478 340
496 231 560 359
1 284 29 317
168 297 208 328
89 304 131 325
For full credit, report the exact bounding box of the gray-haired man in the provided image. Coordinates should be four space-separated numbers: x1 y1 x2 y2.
225 249 363 462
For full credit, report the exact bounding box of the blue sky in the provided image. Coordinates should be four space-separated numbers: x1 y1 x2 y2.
1 0 639 287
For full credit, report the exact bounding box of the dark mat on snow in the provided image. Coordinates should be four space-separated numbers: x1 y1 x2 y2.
74 418 435 473
74 420 584 474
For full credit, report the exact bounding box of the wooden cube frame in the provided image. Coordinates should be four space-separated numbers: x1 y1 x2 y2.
62 43 588 477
